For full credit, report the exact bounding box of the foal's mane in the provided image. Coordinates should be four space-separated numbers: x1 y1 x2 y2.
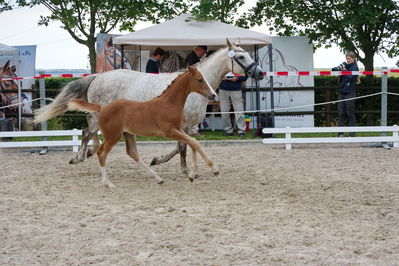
151 45 234 100
152 70 188 100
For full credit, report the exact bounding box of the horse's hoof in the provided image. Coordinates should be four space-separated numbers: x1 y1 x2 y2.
189 177 194 182
87 151 93 158
150 158 157 166
158 180 164 184
69 158 77 164
194 174 201 179
213 170 220 176
104 182 115 189
181 168 190 175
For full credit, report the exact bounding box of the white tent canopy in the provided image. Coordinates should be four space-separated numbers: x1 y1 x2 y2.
114 14 272 50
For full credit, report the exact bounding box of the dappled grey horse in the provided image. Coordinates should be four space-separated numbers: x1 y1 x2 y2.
34 39 264 175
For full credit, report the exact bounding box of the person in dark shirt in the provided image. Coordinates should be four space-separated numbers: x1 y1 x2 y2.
184 45 208 136
184 46 207 67
146 47 166 73
334 51 359 137
219 72 248 137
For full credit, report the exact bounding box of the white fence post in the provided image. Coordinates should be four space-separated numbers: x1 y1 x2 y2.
72 128 79 152
286 127 292 150
393 125 399 148
261 126 399 149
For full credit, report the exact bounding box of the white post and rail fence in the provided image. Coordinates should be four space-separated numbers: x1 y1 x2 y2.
262 125 399 150
1 126 397 151
0 129 83 152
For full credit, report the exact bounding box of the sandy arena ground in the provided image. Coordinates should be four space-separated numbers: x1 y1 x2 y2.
1 142 398 265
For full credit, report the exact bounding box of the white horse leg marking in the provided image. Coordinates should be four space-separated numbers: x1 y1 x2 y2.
101 166 114 188
191 148 200 180
138 160 164 184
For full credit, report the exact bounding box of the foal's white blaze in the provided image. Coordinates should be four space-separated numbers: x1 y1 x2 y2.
205 79 218 101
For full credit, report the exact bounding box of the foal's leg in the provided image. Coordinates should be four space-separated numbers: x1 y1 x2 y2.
164 129 219 181
96 136 119 188
69 113 99 164
124 133 164 184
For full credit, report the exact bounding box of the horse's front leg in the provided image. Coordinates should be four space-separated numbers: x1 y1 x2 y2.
178 142 190 175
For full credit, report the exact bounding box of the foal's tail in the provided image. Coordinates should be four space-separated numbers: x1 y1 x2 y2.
33 75 97 124
68 99 102 113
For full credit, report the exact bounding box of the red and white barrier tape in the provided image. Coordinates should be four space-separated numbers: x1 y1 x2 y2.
263 70 399 77
0 73 93 81
0 69 398 81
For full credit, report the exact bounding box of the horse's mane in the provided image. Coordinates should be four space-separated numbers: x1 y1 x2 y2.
152 71 188 100
193 47 226 67
151 46 231 100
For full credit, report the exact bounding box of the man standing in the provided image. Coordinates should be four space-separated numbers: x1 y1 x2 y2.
334 51 359 137
185 46 207 66
146 47 166 73
185 45 208 136
219 72 248 137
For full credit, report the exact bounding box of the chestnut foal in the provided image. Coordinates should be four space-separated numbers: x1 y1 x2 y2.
68 67 219 188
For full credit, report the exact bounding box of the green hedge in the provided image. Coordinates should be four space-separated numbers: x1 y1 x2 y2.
39 76 399 130
37 78 87 130
314 76 399 126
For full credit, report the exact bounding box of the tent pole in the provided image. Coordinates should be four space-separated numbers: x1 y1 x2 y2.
139 45 142 72
268 44 275 127
254 44 261 134
113 44 117 69
17 81 21 130
121 45 125 69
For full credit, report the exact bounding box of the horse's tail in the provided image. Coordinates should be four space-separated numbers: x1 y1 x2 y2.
68 99 102 113
33 75 97 124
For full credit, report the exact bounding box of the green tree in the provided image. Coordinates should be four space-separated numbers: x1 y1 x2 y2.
14 0 189 72
0 0 13 12
188 0 245 24
241 0 399 70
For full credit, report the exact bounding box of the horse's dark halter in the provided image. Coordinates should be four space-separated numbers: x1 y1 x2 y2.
229 49 258 77
0 77 22 109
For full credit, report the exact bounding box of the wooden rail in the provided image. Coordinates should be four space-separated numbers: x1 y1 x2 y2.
262 125 399 150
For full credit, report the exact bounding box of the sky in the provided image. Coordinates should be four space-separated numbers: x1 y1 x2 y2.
1 4 398 70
